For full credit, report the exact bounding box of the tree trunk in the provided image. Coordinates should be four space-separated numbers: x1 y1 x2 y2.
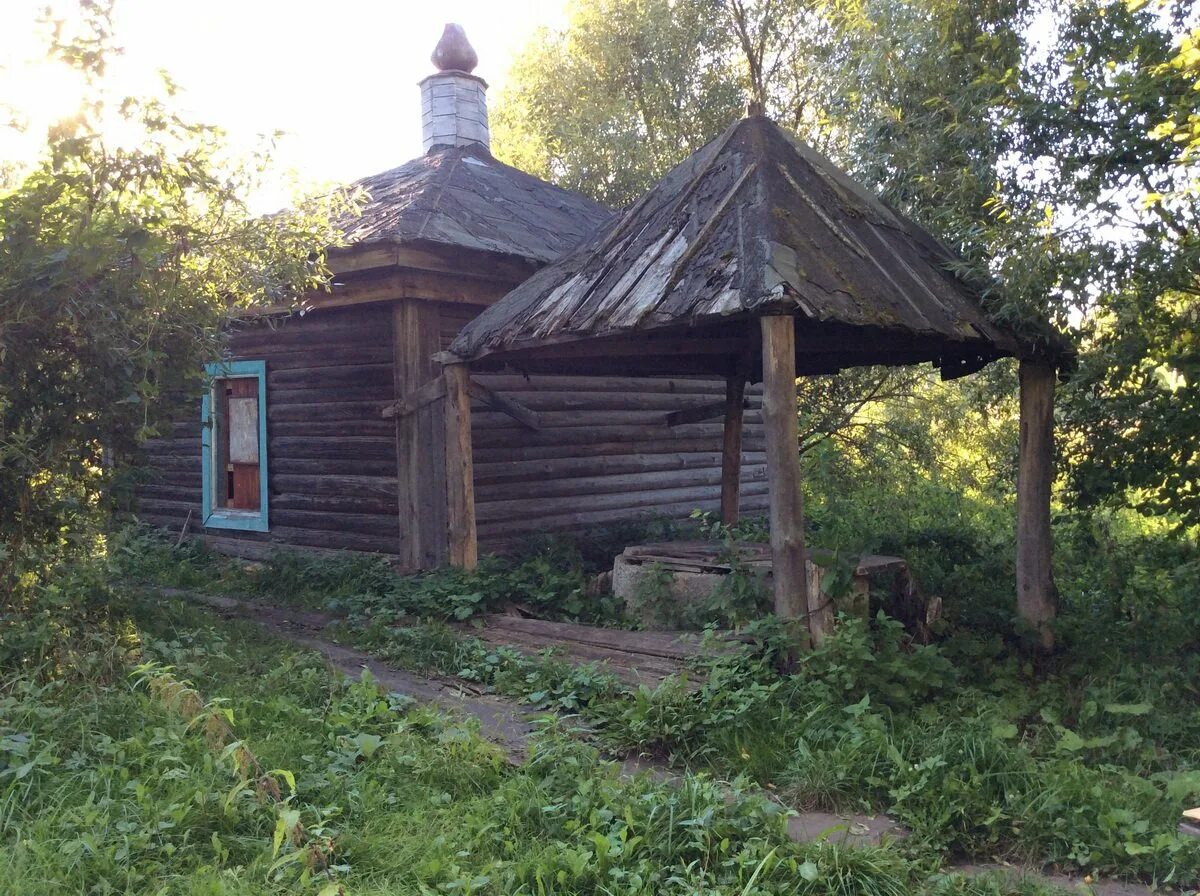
1017 359 1056 649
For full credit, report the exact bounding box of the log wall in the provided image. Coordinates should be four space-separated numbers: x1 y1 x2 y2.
438 306 769 554
136 305 401 555
135 300 769 562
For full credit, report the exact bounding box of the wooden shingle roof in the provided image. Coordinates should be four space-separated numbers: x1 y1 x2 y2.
340 144 613 265
448 116 1067 378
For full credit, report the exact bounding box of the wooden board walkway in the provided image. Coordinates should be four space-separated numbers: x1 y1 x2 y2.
471 614 731 688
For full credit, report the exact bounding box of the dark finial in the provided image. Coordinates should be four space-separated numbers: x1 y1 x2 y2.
746 99 765 117
431 23 478 73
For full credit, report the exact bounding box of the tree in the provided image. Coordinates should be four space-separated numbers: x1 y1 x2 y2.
1005 0 1200 526
0 4 350 575
492 0 745 208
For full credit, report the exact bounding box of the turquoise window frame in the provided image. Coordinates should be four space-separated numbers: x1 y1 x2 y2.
201 359 269 532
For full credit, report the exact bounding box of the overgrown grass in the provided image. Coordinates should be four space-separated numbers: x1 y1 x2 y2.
1 561 1089 896
103 509 1200 887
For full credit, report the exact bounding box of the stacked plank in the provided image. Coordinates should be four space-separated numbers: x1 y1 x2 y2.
472 615 721 688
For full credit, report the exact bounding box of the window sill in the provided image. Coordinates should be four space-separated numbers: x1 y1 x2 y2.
203 510 269 533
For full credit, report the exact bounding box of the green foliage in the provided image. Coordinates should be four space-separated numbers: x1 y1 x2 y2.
0 2 349 576
5 555 1096 896
492 0 744 208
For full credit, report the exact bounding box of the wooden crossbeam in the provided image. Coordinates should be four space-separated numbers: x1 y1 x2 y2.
381 375 446 419
468 379 541 431
665 396 748 428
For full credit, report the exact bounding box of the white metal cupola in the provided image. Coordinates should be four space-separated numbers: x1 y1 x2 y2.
420 24 489 154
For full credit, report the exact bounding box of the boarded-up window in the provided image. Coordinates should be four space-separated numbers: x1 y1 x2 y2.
202 360 268 531
215 377 261 511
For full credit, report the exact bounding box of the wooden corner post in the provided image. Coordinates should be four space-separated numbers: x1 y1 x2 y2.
444 363 478 569
760 315 816 643
720 374 746 527
1017 359 1056 649
394 301 447 570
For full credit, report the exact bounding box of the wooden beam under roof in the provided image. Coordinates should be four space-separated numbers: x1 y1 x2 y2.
327 241 540 282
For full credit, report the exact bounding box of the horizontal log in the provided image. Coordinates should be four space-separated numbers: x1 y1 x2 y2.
139 484 201 503
267 436 395 462
139 443 200 462
327 243 537 284
467 356 739 378
477 465 767 504
288 268 511 311
473 437 767 465
270 492 397 515
471 422 734 449
135 469 202 489
228 308 393 345
200 534 394 561
473 450 768 486
471 373 731 395
475 494 731 539
268 508 398 536
268 384 394 405
268 420 395 439
478 499 771 554
463 390 749 413
268 401 391 423
269 364 394 391
136 497 203 517
470 408 764 430
243 344 393 372
270 474 397 499
271 457 397 477
265 525 398 554
135 454 200 471
475 480 771 525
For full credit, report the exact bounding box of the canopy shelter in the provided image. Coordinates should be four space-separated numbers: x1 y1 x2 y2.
440 114 1071 648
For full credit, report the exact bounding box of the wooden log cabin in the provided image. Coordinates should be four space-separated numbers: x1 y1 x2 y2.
135 25 772 567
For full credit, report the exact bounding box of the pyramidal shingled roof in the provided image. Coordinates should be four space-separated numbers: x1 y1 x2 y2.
449 116 1062 372
339 143 613 265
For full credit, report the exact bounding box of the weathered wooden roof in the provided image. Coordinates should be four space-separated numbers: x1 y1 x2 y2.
339 144 613 265
448 116 1065 378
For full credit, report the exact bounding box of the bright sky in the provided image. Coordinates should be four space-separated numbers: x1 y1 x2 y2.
0 0 566 208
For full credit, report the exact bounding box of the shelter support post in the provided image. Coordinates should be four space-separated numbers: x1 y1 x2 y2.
760 315 819 644
720 375 746 526
444 362 478 569
394 301 447 570
1016 359 1056 649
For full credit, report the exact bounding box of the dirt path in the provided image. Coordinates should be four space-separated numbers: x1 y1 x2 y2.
160 588 1181 895
164 590 538 762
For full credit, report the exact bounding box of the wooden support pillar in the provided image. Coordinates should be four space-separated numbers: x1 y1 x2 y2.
720 375 746 527
393 301 446 570
760 315 817 643
1017 359 1057 649
444 363 478 569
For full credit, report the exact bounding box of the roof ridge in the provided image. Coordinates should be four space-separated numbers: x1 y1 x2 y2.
414 151 462 241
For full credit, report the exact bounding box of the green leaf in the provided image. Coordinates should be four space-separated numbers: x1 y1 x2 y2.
798 860 820 882
990 722 1018 740
1103 702 1153 716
